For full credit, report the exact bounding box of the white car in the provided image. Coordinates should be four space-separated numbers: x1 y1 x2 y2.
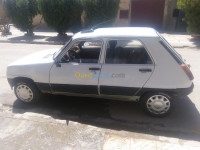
7 27 194 117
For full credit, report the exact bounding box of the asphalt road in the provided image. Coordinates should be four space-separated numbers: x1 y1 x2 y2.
0 43 200 141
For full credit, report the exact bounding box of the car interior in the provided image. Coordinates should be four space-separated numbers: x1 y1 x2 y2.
106 40 152 64
61 41 101 63
61 40 152 64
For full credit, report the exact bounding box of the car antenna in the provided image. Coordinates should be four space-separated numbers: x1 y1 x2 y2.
81 18 115 33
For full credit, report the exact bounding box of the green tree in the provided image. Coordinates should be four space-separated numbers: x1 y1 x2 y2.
3 0 38 35
38 0 83 36
83 0 119 28
177 0 200 34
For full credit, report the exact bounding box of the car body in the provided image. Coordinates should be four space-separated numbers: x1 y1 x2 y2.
7 27 194 117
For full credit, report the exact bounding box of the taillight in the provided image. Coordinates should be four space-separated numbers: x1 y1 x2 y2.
181 64 194 80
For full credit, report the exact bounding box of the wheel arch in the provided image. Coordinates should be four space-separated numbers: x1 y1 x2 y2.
8 77 36 89
138 90 176 102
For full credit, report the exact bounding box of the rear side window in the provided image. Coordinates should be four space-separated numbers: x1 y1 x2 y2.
105 40 152 64
159 40 183 65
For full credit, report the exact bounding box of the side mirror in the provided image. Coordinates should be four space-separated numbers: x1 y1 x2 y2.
56 62 61 67
54 57 61 67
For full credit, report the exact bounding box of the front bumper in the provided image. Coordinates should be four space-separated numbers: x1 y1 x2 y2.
7 78 14 87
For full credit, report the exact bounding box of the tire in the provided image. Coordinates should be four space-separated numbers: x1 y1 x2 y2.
140 92 174 117
14 80 40 103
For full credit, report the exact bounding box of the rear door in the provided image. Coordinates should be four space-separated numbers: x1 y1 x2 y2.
99 39 154 96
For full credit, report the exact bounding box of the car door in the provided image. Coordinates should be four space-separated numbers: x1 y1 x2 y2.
49 39 103 94
99 39 154 96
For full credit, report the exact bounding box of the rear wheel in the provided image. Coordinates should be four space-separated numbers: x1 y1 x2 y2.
14 80 40 103
141 92 174 117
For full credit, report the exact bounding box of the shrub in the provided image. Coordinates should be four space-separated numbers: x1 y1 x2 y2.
83 0 119 28
177 0 200 34
38 0 83 35
3 0 38 35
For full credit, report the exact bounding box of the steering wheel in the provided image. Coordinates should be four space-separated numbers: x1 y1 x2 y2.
66 50 81 63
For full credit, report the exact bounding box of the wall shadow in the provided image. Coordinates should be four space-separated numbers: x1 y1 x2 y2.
46 35 72 43
4 35 72 45
7 35 48 42
189 36 200 48
12 94 200 142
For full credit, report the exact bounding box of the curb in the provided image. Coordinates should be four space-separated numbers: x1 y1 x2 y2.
173 45 200 48
0 40 200 48
0 40 65 45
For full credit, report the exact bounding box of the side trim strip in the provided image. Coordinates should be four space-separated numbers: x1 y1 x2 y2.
35 82 51 93
51 84 98 94
100 86 140 96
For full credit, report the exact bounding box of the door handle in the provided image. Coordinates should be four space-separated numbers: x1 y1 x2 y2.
89 67 101 71
139 68 152 72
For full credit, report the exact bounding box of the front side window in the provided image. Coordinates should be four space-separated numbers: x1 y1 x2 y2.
105 40 152 64
61 40 102 63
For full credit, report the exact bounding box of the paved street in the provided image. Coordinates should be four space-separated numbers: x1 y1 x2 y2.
0 40 200 149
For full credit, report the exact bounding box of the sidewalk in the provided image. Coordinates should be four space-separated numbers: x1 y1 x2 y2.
1 27 200 48
0 26 73 45
1 104 200 150
161 32 200 48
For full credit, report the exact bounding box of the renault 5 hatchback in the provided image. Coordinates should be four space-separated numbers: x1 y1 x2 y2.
7 27 194 117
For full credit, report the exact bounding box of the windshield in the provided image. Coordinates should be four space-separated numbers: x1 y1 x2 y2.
53 38 72 60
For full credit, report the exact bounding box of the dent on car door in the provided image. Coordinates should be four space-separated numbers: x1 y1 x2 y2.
49 39 103 94
99 39 154 96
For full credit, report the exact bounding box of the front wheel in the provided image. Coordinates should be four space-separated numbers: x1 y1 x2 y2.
141 92 174 117
14 80 40 103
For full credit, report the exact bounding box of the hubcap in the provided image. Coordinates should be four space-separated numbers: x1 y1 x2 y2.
146 95 170 114
16 85 33 102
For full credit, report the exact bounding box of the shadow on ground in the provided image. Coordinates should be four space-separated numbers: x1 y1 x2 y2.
12 95 200 141
46 35 71 43
8 35 48 41
6 35 72 44
190 36 200 48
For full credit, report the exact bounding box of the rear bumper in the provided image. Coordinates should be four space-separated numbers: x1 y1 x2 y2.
174 83 194 97
136 83 194 97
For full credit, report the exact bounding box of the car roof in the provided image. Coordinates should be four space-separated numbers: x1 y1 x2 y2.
73 27 159 39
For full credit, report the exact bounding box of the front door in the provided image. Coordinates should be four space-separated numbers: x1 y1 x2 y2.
50 40 103 94
99 39 154 96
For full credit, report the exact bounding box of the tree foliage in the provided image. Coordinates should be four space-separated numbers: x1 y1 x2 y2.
38 0 83 35
83 0 119 28
177 0 200 34
3 0 38 35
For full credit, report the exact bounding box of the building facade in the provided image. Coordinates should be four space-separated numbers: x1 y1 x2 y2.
115 0 179 31
0 0 181 31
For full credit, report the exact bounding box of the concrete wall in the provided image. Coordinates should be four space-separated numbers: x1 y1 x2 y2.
0 0 4 18
35 0 132 30
115 0 178 31
0 0 178 31
162 0 178 31
33 15 50 30
114 0 131 26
